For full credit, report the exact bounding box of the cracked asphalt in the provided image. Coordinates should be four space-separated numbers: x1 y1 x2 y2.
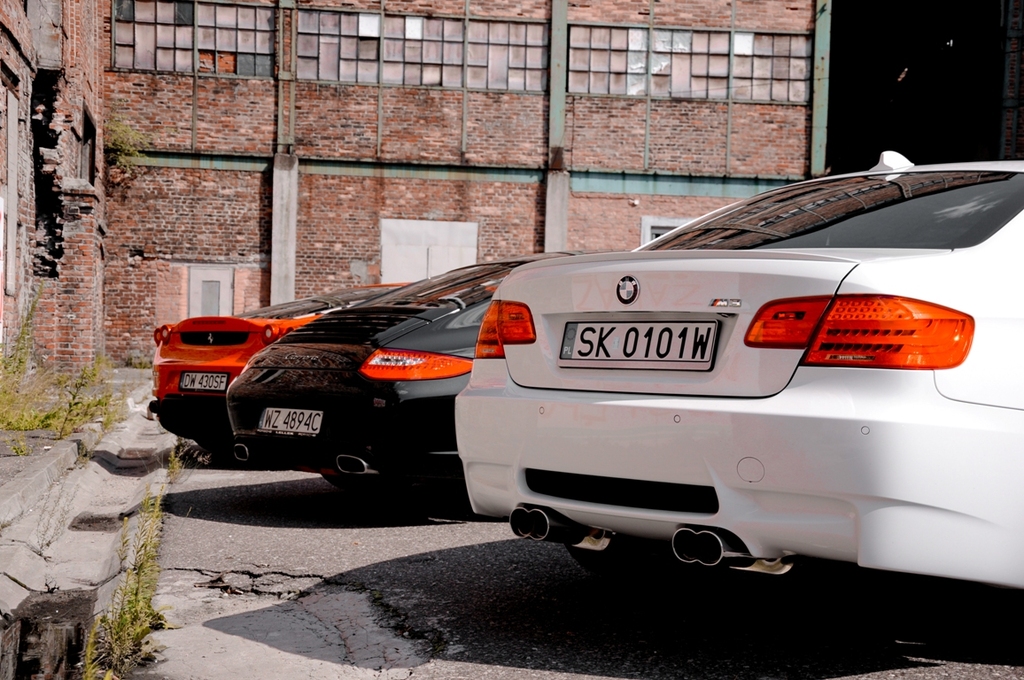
130 467 1024 680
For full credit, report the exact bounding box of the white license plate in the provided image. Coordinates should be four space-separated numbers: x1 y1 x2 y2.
178 371 229 392
558 321 719 371
257 408 324 436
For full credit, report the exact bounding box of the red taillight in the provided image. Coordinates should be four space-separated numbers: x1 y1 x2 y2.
475 301 537 359
260 324 280 345
358 348 474 381
745 297 832 349
803 296 974 369
154 325 171 346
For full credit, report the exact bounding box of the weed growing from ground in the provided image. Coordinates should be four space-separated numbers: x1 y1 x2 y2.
4 433 30 456
0 285 123 438
84 487 168 680
33 472 76 550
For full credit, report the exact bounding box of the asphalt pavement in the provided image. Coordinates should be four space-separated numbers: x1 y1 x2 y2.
131 466 1024 680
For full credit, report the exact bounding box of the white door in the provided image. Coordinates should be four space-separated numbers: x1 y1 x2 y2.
380 219 478 283
189 267 234 317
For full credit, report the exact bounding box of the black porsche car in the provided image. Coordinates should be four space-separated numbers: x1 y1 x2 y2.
225 253 573 488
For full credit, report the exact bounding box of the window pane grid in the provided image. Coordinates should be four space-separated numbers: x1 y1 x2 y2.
296 11 547 92
569 24 811 103
114 0 274 77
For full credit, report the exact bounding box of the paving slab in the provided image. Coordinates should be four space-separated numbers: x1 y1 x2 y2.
0 441 77 528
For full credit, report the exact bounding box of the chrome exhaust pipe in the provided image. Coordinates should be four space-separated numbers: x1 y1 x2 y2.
335 454 378 475
508 506 589 544
233 444 249 462
672 527 725 566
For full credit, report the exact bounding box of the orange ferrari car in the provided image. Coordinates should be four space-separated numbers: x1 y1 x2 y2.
150 284 403 456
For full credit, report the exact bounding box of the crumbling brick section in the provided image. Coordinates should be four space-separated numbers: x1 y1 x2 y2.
33 182 105 368
28 70 107 369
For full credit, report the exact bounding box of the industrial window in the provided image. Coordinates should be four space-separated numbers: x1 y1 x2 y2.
568 26 810 103
296 11 381 83
568 27 649 96
465 20 548 91
113 0 275 77
730 33 810 103
296 11 548 92
382 16 463 87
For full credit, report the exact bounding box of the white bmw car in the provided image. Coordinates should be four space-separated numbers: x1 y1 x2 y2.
456 159 1024 588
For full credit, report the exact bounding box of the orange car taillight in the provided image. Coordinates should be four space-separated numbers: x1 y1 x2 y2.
475 301 537 359
260 324 280 345
745 297 832 349
154 325 171 346
358 348 474 381
802 296 974 369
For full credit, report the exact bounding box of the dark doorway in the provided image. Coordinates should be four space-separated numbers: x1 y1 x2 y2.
826 0 1005 174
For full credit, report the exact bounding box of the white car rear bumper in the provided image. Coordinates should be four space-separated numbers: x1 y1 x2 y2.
456 360 1024 587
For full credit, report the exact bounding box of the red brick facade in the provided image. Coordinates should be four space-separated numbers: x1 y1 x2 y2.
41 0 1022 366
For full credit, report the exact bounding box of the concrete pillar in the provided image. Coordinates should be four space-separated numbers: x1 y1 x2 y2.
544 0 569 252
270 153 298 304
544 171 570 252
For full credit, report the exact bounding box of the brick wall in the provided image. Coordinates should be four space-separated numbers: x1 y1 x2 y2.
95 0 823 362
104 167 271 360
106 74 194 151
648 101 729 175
568 193 733 252
27 0 108 369
736 0 814 31
0 31 37 351
196 79 277 154
293 172 544 296
380 88 463 163
566 97 647 171
465 93 548 168
729 104 810 177
294 83 378 159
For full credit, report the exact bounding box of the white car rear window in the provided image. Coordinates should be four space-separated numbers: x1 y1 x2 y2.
644 172 1024 251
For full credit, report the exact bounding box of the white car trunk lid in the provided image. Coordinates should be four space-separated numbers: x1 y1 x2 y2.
498 250 863 398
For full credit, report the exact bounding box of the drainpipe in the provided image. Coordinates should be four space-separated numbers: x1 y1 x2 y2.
810 0 832 177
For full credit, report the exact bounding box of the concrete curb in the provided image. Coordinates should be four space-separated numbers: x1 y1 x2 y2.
0 369 177 677
0 441 78 528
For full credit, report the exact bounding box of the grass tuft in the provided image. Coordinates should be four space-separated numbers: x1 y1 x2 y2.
0 285 123 439
84 487 168 679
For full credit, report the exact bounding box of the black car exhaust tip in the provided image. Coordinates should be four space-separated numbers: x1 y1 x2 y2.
336 454 370 474
671 527 725 566
233 443 250 462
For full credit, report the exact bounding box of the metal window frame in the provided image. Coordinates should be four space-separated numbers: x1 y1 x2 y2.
293 8 549 96
111 0 277 80
566 21 813 106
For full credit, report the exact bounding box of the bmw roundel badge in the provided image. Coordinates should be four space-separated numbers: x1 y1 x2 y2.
616 276 640 305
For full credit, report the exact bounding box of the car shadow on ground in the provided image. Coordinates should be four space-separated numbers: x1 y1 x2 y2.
162 474 485 529
200 534 1024 679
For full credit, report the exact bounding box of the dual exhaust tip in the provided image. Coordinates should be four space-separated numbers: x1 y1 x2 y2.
671 527 725 566
509 506 597 546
